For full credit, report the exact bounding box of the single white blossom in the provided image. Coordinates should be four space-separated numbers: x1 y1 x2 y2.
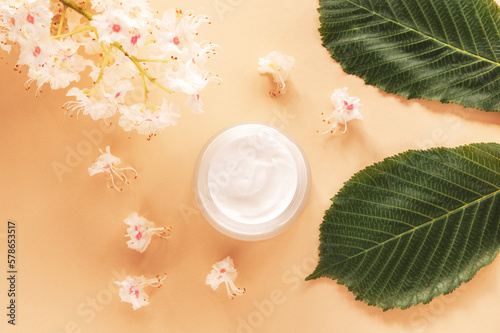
319 87 363 134
124 212 171 253
2 0 53 42
185 94 204 114
88 146 138 191
154 9 210 57
162 61 208 95
258 51 295 96
91 1 153 54
17 33 51 67
24 38 90 91
66 87 117 121
206 256 245 299
115 274 166 310
118 98 181 140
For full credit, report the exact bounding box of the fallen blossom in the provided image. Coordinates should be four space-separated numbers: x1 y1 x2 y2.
258 51 295 96
88 146 137 190
124 212 171 253
206 256 245 299
115 274 166 310
319 87 363 134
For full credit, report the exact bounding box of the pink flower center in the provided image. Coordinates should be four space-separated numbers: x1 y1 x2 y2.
344 100 353 111
131 34 140 45
218 268 227 279
112 24 121 33
26 14 34 24
129 286 139 298
62 54 72 62
115 92 121 98
33 46 41 57
173 36 180 45
134 225 143 240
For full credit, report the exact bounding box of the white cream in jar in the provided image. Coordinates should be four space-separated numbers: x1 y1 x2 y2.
193 123 310 241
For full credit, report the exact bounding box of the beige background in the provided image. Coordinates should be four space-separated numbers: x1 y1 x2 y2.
1 0 500 332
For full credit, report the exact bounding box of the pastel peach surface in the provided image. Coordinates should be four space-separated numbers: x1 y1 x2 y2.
1 1 500 333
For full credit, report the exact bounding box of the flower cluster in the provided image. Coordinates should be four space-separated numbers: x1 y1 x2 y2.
0 0 219 139
319 87 363 134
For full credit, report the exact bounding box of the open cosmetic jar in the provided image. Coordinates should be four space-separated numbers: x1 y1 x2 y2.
193 122 311 241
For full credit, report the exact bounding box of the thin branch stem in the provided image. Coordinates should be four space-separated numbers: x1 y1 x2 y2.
58 0 93 21
57 6 67 36
141 72 150 104
144 39 157 46
112 42 173 94
136 58 171 64
52 26 97 39
91 45 112 90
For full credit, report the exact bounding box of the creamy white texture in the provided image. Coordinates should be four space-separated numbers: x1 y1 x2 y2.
207 132 298 224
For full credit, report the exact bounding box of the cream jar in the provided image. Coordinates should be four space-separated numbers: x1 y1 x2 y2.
193 122 311 241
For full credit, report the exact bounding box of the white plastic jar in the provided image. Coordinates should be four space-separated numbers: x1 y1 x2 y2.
193 122 311 241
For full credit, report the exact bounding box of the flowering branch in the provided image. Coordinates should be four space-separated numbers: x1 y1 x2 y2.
57 0 172 94
0 0 219 139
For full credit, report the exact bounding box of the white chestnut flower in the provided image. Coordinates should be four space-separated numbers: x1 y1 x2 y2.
124 212 171 253
319 87 363 134
206 256 245 299
185 94 204 114
88 146 138 191
90 0 153 54
24 38 90 93
2 0 54 42
154 9 211 57
258 51 295 96
118 98 181 140
115 274 166 310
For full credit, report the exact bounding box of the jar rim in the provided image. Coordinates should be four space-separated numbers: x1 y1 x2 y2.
193 122 311 241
